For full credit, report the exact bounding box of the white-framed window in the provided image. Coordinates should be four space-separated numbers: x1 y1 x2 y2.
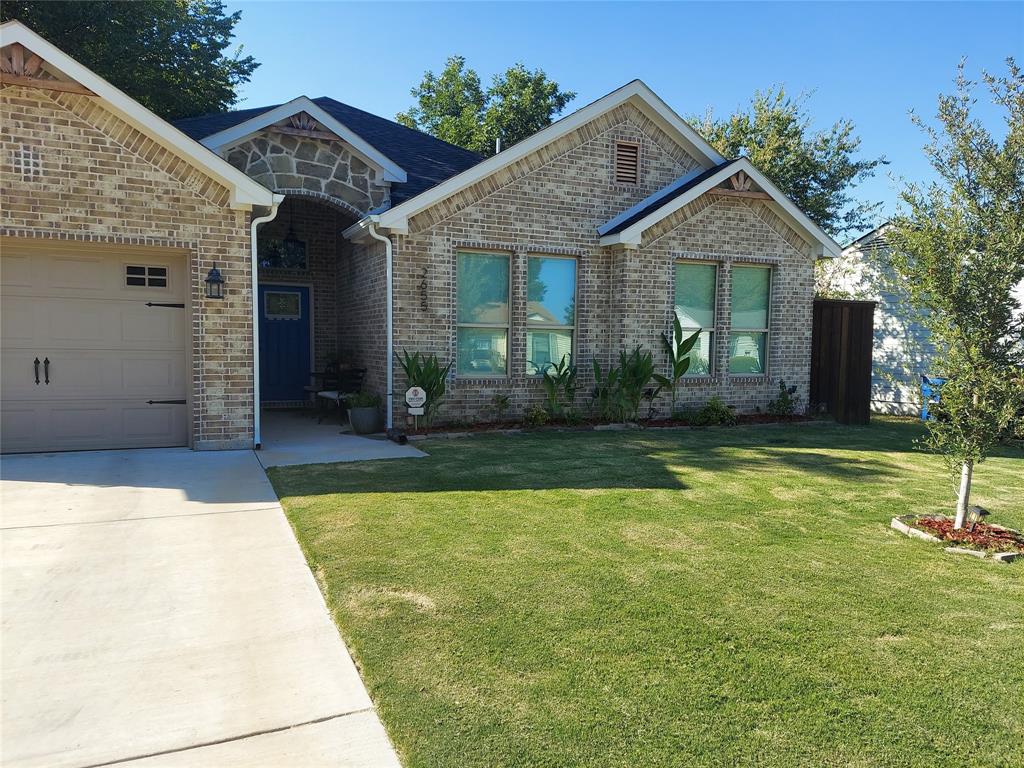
673 261 717 376
526 255 577 375
614 140 640 184
125 264 168 288
456 251 510 376
729 265 771 375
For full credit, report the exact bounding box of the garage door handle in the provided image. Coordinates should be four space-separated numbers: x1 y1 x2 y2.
33 357 40 384
43 357 50 385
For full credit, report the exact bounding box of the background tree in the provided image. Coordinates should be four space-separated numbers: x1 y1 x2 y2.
0 0 258 120
885 58 1024 529
398 56 575 156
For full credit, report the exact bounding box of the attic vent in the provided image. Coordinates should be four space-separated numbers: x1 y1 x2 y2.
614 141 640 184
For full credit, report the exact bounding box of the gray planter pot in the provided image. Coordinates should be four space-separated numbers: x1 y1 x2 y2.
348 406 381 435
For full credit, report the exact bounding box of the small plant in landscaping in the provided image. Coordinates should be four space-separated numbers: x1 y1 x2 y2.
396 350 452 427
347 391 382 408
767 380 800 417
618 346 657 423
693 397 737 426
491 393 511 422
541 357 577 418
524 404 550 427
591 360 623 422
653 311 701 416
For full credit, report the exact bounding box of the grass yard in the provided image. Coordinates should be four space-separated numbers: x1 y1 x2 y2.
269 419 1024 768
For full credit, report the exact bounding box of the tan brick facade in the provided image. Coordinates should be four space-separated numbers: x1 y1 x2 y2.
374 103 816 425
1 86 256 449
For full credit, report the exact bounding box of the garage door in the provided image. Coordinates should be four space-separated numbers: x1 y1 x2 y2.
1 240 189 453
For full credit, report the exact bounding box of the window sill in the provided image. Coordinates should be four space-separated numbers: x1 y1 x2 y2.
728 374 770 384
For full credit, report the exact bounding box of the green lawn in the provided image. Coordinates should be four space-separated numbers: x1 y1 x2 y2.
269 419 1024 768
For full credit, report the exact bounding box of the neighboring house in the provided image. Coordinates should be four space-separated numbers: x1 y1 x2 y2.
1 21 841 454
834 224 1024 415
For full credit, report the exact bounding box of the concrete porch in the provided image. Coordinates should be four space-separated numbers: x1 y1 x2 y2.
256 409 424 468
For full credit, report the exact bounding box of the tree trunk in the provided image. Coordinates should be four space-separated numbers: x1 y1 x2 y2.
954 459 974 529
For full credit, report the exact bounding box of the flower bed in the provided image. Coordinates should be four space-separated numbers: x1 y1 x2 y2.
895 514 1024 555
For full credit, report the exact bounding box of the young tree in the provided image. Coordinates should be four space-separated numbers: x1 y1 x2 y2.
1 1 258 120
397 56 575 156
885 58 1024 528
693 87 886 290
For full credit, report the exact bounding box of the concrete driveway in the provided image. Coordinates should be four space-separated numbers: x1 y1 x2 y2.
0 448 400 768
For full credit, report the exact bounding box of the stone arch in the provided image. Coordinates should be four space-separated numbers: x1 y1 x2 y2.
274 188 365 222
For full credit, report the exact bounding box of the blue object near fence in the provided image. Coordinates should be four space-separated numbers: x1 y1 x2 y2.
920 375 946 420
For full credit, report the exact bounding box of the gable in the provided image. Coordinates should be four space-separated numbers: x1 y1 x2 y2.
361 80 725 236
0 21 274 210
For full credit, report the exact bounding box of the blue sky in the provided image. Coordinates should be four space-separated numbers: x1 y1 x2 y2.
226 1 1023 240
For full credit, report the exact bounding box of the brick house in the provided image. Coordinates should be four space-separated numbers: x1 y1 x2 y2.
1 21 841 453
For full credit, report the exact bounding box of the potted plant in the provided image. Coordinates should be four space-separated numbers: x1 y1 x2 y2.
347 392 382 434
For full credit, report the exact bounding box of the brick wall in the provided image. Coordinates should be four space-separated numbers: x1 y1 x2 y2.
385 102 816 425
1 86 255 449
337 237 387 399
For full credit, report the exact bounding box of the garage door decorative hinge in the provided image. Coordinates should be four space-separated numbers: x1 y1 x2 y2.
145 302 185 308
146 399 186 405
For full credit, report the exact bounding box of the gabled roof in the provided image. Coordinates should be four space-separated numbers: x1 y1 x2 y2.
598 157 843 258
353 80 727 236
174 97 484 204
0 20 276 210
843 222 891 253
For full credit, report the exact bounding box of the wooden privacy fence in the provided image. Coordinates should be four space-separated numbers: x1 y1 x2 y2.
810 299 876 425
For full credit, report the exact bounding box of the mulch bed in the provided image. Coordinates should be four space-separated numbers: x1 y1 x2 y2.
405 413 815 436
911 516 1024 554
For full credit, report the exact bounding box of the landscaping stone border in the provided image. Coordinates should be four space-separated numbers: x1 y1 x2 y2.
891 515 1021 563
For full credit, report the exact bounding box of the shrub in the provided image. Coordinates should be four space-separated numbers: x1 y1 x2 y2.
618 346 657 422
767 380 800 417
396 350 452 427
653 311 701 415
694 397 736 426
347 391 381 408
591 360 623 421
541 357 578 418
491 393 511 422
524 404 550 427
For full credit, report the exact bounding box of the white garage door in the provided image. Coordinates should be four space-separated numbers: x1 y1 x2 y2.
1 240 189 453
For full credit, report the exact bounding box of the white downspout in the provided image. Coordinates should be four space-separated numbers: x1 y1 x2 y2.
250 197 283 448
365 222 394 431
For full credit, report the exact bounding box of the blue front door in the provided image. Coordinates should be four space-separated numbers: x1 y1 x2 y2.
259 284 312 402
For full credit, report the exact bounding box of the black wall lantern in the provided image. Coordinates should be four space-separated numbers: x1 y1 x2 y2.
280 224 307 268
205 264 225 299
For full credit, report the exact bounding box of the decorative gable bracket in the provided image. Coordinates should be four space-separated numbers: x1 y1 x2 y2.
0 42 94 95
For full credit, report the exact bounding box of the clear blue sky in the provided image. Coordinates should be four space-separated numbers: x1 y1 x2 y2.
226 1 1023 240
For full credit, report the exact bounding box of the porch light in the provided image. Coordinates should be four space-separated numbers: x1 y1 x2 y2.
205 264 225 299
280 225 306 268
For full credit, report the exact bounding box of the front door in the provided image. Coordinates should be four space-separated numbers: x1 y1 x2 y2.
258 284 311 403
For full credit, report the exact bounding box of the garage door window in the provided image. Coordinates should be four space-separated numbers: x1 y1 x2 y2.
125 265 168 288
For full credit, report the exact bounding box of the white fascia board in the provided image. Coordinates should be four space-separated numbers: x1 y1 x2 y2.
376 80 724 232
597 166 708 236
0 20 275 210
200 96 407 184
599 158 842 258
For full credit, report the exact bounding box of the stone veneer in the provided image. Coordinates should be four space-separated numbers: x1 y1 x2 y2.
224 129 389 217
344 102 817 426
1 86 256 449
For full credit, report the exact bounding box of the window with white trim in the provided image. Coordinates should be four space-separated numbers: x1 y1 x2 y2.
673 262 716 375
526 256 577 375
729 265 771 375
456 251 509 376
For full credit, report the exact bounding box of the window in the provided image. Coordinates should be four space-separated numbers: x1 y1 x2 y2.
729 265 771 375
614 141 640 184
457 251 509 375
526 256 577 375
673 262 716 375
264 291 302 320
125 265 168 288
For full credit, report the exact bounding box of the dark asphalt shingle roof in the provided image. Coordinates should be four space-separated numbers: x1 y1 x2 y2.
172 97 484 205
601 159 739 236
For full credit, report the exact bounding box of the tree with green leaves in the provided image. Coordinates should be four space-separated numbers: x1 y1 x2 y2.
692 87 886 247
885 58 1024 529
0 1 258 120
397 56 575 156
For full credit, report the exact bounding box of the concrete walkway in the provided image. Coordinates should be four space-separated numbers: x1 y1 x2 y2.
0 448 400 768
258 410 424 468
